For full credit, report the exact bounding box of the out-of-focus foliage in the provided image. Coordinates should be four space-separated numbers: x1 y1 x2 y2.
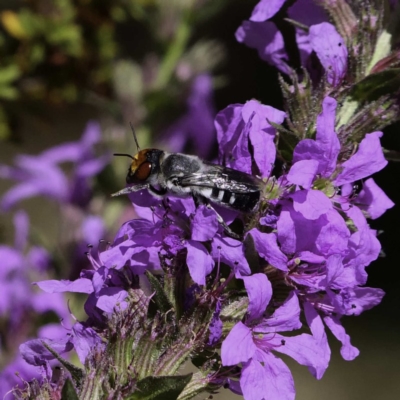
0 0 233 140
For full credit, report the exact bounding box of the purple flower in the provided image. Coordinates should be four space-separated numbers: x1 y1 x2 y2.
222 277 328 399
213 93 389 374
291 97 392 215
0 355 44 399
0 212 69 326
308 22 348 86
0 121 109 210
161 74 216 158
236 0 348 86
215 99 285 177
0 324 69 398
355 178 394 219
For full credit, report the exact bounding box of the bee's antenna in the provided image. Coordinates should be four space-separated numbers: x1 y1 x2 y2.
129 122 141 152
113 153 134 160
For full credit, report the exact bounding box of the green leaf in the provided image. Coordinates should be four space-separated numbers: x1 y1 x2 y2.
337 69 400 126
145 270 173 314
61 379 79 400
128 374 192 400
347 69 400 104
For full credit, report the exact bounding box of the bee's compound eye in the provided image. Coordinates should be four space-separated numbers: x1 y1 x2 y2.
135 162 152 181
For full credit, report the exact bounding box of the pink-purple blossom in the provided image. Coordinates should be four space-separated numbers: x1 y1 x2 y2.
236 0 348 86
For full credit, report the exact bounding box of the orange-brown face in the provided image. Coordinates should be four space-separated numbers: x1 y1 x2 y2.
126 149 153 184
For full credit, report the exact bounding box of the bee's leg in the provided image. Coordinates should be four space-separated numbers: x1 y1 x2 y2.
192 194 243 241
111 184 149 197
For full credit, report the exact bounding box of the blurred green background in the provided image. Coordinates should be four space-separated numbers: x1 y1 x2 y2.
0 1 399 399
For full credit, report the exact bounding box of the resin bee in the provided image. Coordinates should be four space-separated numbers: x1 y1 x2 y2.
112 126 262 239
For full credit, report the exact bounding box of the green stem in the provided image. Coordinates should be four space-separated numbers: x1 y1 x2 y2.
154 15 191 90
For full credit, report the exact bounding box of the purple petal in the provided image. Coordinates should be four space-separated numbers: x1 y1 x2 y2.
212 236 250 275
241 351 295 400
186 240 214 285
240 358 270 400
31 292 70 321
0 355 44 398
81 121 102 148
249 228 288 271
41 142 81 163
226 379 242 395
345 205 381 278
242 273 272 321
162 74 216 158
256 292 301 333
356 178 394 219
329 287 385 316
96 288 129 313
20 337 73 366
71 322 104 364
208 300 223 345
13 210 29 251
35 278 93 294
250 0 287 22
270 333 329 379
291 189 332 220
191 205 219 241
230 113 252 174
277 204 350 256
214 101 271 173
26 246 50 272
1 183 47 211
81 215 105 245
215 103 243 158
236 21 292 74
351 287 385 314
248 105 285 177
75 155 109 178
293 139 325 169
276 207 297 254
324 254 355 289
334 132 387 186
323 315 359 360
288 0 328 26
221 322 256 365
287 160 319 188
315 209 350 255
309 22 347 86
303 302 331 377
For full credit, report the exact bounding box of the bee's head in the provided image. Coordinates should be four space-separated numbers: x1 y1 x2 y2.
126 149 163 184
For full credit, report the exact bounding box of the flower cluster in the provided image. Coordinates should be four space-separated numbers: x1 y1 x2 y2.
3 0 399 399
0 212 70 399
16 95 393 399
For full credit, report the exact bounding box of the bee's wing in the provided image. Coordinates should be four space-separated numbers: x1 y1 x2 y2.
179 165 261 194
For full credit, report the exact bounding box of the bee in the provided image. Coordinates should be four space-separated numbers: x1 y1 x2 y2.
112 125 262 239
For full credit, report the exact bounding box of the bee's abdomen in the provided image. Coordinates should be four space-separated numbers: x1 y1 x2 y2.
210 187 260 212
